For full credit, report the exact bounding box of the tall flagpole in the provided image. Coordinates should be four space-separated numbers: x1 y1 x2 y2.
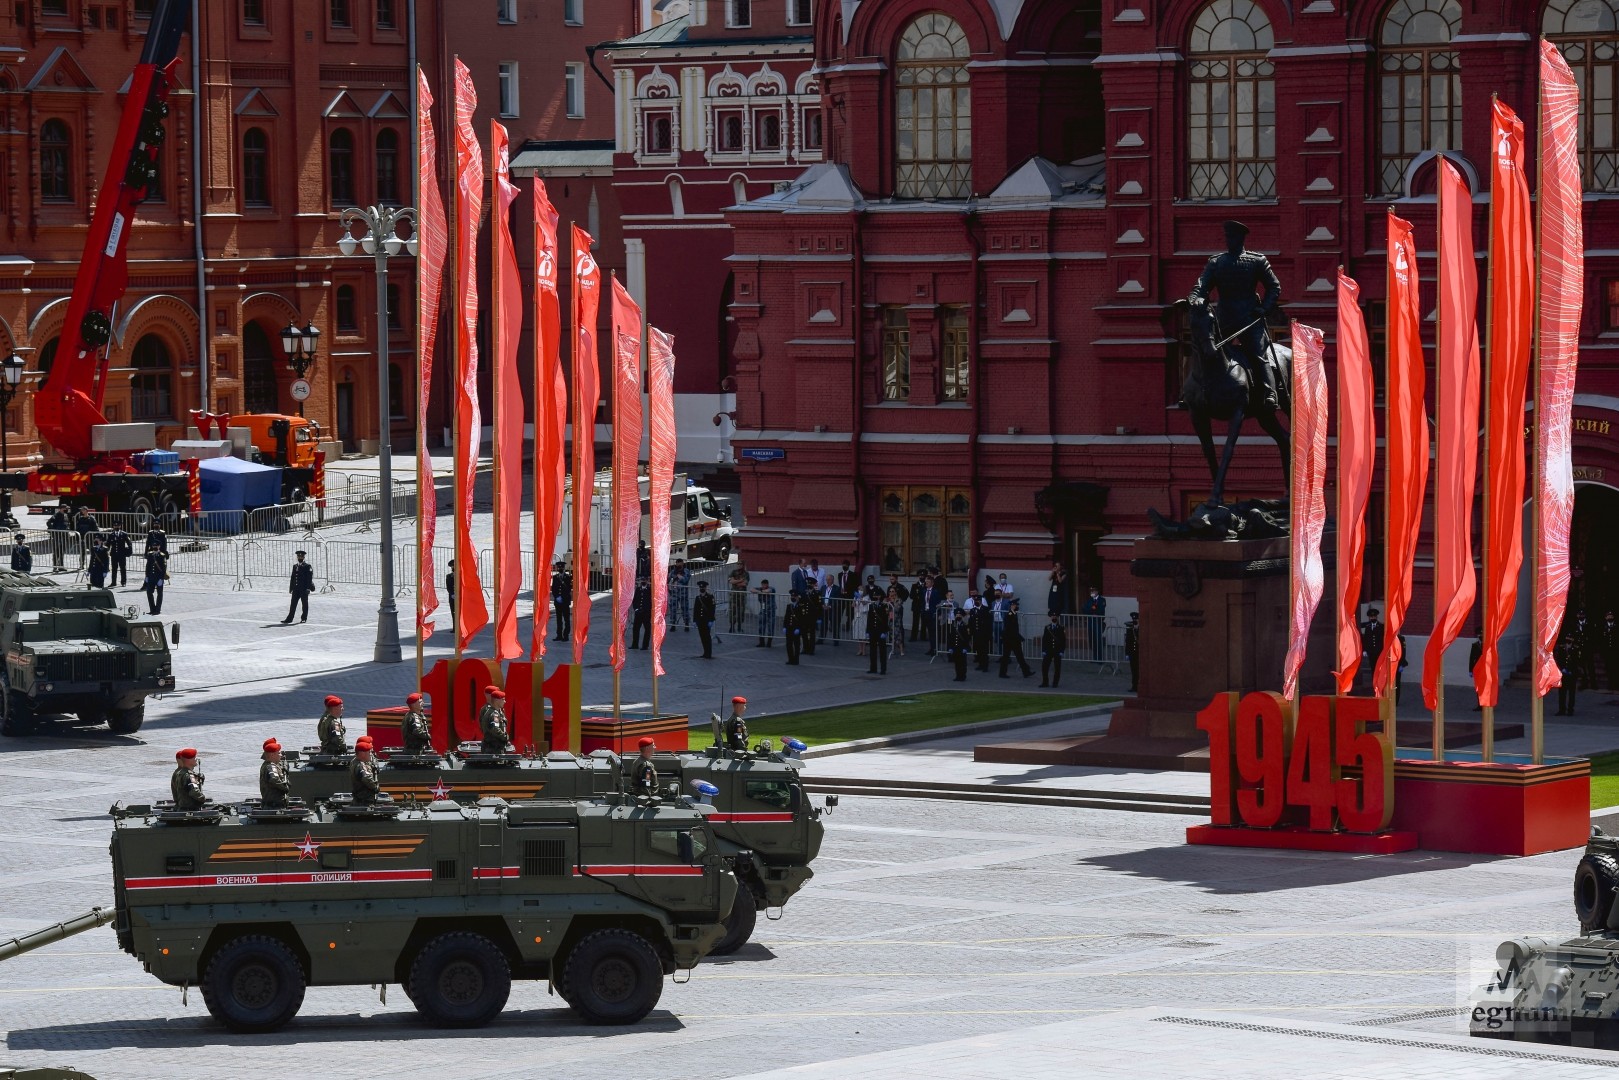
1432 178 1446 762
1382 210 1397 751
1480 95 1498 762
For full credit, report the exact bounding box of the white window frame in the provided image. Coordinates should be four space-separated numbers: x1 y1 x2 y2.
565 63 586 119
498 62 519 118
787 0 812 26
726 0 751 29
564 0 583 25
496 0 516 24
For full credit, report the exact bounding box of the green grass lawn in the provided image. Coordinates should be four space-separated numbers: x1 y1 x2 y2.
746 691 1109 748
1591 753 1619 809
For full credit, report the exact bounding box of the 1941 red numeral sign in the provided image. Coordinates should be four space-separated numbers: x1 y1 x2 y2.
1196 691 1393 833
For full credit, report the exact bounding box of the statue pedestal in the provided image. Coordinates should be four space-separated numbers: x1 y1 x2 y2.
977 534 1333 771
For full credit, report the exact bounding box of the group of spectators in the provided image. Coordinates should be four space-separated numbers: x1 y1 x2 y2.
9 506 172 614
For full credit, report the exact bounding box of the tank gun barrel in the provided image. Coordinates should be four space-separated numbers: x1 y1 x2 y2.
0 906 114 962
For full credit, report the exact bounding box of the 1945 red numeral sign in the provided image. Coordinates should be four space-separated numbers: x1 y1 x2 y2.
1196 692 1393 833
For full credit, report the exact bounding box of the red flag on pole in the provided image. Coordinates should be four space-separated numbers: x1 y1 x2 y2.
1535 40 1585 698
1284 321 1328 701
530 179 565 660
1376 211 1428 698
648 327 677 679
414 67 447 643
1334 271 1374 694
452 60 488 651
570 225 602 665
490 122 523 661
1476 98 1534 708
1421 158 1481 710
608 278 643 674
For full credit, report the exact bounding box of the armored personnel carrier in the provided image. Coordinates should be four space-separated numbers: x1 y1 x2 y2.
35 792 737 1033
0 570 175 736
287 743 830 955
1472 828 1619 1048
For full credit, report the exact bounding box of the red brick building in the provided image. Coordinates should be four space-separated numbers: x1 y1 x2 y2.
726 0 1619 665
0 0 444 466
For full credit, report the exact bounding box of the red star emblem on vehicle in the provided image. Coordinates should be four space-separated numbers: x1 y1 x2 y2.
429 779 452 800
296 833 320 861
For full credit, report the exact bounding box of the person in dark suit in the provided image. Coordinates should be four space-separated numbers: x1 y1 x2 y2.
73 506 98 568
445 559 456 611
867 593 890 675
693 580 717 658
999 599 1032 678
631 578 652 649
46 506 70 572
927 574 947 656
108 526 132 586
1125 611 1140 691
969 596 992 672
1468 638 1484 710
634 538 651 582
784 591 803 665
946 610 969 682
142 546 168 615
9 534 31 573
551 561 572 640
87 535 110 589
1358 608 1385 675
1040 613 1067 688
283 549 315 624
1081 587 1106 659
1046 564 1070 617
1556 628 1581 716
911 572 929 642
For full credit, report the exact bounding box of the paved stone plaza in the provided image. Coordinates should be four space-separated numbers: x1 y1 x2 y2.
3 579 1619 1077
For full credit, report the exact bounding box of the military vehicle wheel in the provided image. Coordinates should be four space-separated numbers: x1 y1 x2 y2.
129 493 158 522
200 934 306 1033
562 928 663 1024
710 890 759 956
1575 853 1619 932
107 705 144 735
407 932 511 1028
0 688 35 736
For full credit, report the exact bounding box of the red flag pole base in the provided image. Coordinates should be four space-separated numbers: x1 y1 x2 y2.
1186 824 1418 854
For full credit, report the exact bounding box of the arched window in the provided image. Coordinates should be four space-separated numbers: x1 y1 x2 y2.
1187 0 1275 200
40 120 71 202
242 322 279 414
1545 0 1619 191
755 111 782 151
375 129 400 205
130 336 174 422
242 127 270 206
895 14 972 199
37 338 58 380
1378 0 1461 196
329 127 355 206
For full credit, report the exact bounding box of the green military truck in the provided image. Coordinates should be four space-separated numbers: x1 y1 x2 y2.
287 745 830 955
77 794 736 1032
0 570 175 736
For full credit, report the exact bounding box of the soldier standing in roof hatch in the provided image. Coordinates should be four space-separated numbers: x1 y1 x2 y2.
479 686 510 754
259 738 290 809
350 736 381 804
317 694 348 755
632 736 659 796
725 696 749 752
170 747 207 811
401 691 434 755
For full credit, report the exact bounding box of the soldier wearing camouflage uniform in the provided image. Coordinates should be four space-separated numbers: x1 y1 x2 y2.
478 686 510 754
259 738 290 808
725 696 750 752
317 694 348 756
1188 220 1283 411
631 736 659 796
401 692 434 755
170 747 206 811
350 736 381 804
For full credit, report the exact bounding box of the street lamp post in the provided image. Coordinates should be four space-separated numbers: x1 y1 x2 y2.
338 204 417 665
279 320 322 418
0 353 28 530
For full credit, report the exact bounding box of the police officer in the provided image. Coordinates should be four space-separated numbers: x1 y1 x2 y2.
170 747 206 811
401 691 434 755
631 577 652 650
693 580 717 659
87 535 110 589
108 525 131 586
947 610 970 682
284 549 315 624
317 694 348 756
867 593 891 675
631 736 659 796
350 736 381 805
725 696 749 751
551 560 572 640
479 686 510 754
1188 219 1283 411
802 587 821 655
1124 611 1141 692
259 738 290 808
999 598 1032 678
969 596 992 672
144 520 168 556
1359 608 1385 680
9 534 30 573
784 591 803 665
46 506 70 572
1556 624 1583 716
1040 613 1067 688
141 544 167 615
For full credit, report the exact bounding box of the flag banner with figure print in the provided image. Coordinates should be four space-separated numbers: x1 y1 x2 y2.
452 59 488 651
1333 271 1373 694
414 67 447 643
1476 96 1534 709
1284 321 1327 702
490 121 524 661
1422 158 1481 711
570 224 602 665
530 178 565 660
1535 40 1585 698
608 278 643 674
648 327 677 678
1376 211 1427 698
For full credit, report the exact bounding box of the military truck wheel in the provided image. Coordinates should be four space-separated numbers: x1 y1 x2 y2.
1575 853 1619 933
407 932 511 1028
710 890 759 956
562 928 663 1024
107 705 144 735
0 689 35 736
200 934 306 1033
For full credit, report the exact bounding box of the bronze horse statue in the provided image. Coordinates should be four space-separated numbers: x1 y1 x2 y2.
1178 295 1291 506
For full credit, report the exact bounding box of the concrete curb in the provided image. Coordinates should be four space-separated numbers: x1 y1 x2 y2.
796 699 1121 759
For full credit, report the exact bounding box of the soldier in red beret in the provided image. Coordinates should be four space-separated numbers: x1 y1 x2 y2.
478 686 509 754
350 735 380 805
725 696 750 752
170 747 206 811
402 691 434 755
259 738 290 808
317 694 347 756
632 736 659 796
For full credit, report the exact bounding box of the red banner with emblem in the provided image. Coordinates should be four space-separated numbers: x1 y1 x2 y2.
608 278 643 674
1376 211 1428 699
530 179 565 660
1334 271 1373 694
570 225 601 665
1535 41 1585 698
648 327 677 679
490 122 523 661
414 67 447 643
1422 158 1481 710
452 60 488 651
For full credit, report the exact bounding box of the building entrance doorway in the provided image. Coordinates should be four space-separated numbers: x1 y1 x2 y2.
1572 481 1619 637
336 380 356 453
